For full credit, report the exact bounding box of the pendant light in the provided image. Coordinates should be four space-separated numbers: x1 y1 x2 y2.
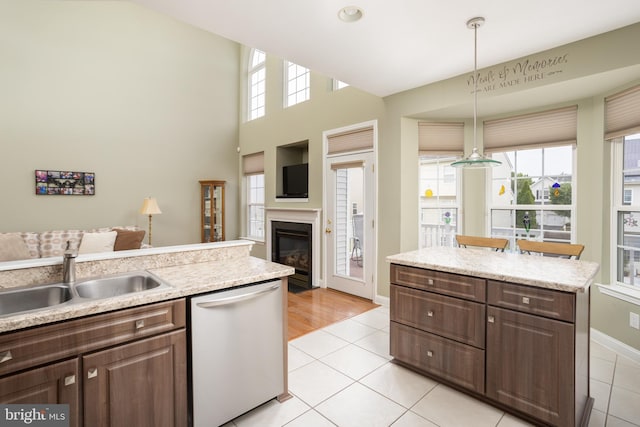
451 17 501 168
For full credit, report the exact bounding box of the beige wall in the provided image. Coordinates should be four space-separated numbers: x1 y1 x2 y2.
238 46 386 277
0 1 240 247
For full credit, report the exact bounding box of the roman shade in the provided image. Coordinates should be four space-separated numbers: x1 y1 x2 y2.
327 127 374 155
330 160 364 170
484 106 578 152
605 85 640 140
242 152 264 175
418 122 464 155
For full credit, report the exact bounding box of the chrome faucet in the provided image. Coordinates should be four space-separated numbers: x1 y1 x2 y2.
63 241 77 284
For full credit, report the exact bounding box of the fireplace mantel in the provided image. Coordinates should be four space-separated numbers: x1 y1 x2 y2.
265 208 321 288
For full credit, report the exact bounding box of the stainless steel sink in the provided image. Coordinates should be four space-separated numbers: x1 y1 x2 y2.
0 284 73 317
0 271 171 318
74 272 168 299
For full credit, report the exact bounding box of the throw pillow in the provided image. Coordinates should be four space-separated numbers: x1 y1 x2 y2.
0 233 32 261
78 231 117 254
113 228 146 251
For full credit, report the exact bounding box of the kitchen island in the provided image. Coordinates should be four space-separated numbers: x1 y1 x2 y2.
0 240 294 427
387 247 600 427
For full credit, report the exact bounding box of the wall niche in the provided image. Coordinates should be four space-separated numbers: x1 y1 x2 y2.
276 140 309 199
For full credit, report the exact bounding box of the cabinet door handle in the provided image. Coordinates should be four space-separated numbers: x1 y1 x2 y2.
488 315 495 323
87 368 98 379
522 296 530 304
426 350 433 358
0 350 12 364
135 320 145 329
64 375 76 386
427 311 434 317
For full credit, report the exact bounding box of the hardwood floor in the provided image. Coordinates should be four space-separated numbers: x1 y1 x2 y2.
287 287 379 340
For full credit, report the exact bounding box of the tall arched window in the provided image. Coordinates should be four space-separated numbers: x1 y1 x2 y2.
248 49 266 120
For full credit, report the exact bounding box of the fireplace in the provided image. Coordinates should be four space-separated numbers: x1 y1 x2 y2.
271 221 313 292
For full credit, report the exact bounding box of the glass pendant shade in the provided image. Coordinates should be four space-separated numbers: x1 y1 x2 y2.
451 148 501 168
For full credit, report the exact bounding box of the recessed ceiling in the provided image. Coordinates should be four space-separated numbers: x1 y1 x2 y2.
131 0 640 97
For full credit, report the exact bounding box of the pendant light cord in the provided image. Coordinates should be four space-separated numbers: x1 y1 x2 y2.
473 20 478 152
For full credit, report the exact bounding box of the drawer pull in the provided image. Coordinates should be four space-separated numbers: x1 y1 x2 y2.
427 350 433 358
427 311 434 317
64 375 76 386
0 350 12 364
135 320 145 329
427 279 434 285
488 315 495 323
87 368 98 379
522 296 530 304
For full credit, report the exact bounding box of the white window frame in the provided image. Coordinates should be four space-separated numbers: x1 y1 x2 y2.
611 135 640 292
333 79 349 91
248 49 266 121
246 173 265 241
418 155 461 249
284 61 310 107
488 145 577 250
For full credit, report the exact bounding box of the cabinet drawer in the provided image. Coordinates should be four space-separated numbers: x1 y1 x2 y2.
391 264 486 302
487 281 574 322
0 299 186 376
391 284 485 348
391 321 484 394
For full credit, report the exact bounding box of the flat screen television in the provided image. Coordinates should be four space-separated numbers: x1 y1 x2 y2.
282 163 308 198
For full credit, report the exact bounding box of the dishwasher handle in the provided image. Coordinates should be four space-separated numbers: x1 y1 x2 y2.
195 283 280 308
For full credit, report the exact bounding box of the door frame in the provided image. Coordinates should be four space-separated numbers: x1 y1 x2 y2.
322 120 378 300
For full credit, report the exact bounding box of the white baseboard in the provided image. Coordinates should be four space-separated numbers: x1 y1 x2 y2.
374 294 390 307
591 328 640 363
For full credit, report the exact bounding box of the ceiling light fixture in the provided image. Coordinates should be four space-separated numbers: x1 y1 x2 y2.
451 17 501 169
338 6 363 23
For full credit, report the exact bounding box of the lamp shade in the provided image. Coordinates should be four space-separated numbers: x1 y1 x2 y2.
140 197 162 215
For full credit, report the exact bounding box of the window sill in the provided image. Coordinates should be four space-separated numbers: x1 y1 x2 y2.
596 283 640 306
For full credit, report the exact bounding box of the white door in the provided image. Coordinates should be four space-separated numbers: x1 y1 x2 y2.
325 151 375 299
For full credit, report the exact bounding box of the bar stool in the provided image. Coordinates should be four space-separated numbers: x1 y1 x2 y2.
516 239 584 260
455 235 509 252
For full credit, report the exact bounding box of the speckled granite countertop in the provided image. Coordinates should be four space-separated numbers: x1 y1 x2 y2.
0 256 294 333
387 247 599 293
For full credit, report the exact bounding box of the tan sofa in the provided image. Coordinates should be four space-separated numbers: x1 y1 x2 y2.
0 226 146 262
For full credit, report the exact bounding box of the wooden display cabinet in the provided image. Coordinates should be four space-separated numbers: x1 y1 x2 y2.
199 180 225 243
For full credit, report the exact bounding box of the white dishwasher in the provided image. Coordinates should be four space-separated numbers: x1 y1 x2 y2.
190 280 284 427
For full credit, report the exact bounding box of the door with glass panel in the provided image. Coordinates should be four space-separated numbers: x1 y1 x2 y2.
325 152 375 299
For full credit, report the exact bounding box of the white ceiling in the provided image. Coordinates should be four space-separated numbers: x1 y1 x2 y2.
130 0 640 98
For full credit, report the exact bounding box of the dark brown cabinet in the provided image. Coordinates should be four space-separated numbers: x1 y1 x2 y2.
0 299 187 427
83 330 187 427
390 263 591 427
0 358 81 427
486 306 574 426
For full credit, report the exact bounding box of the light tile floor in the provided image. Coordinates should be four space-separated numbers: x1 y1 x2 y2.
226 306 640 427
